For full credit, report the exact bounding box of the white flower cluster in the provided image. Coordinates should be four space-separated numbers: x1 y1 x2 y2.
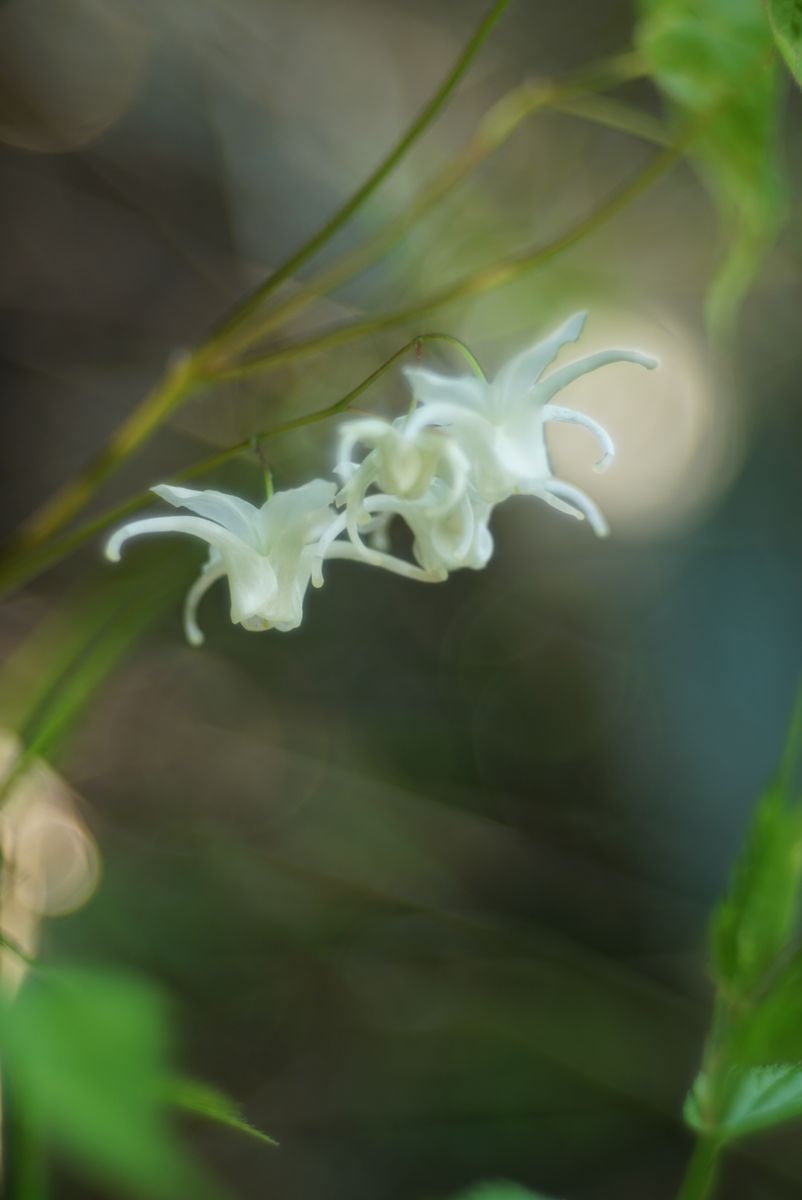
105 314 656 644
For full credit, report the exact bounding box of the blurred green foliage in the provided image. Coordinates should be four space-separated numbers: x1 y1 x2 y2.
767 0 802 86
636 0 787 334
0 966 277 1198
169 1077 278 1149
730 954 802 1064
712 694 802 999
0 969 213 1200
685 1064 802 1142
680 695 802 1181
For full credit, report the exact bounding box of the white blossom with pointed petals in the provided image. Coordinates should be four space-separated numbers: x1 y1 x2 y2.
402 312 658 537
104 314 657 644
334 414 470 552
105 477 446 644
365 484 494 575
105 480 341 642
333 406 499 575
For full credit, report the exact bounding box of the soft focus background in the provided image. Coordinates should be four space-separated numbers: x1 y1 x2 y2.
2 1 802 1197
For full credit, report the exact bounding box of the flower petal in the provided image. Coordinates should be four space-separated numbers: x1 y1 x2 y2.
183 554 226 647
311 510 349 587
366 486 492 574
535 479 609 537
336 416 395 468
261 479 338 547
493 312 587 408
105 514 278 625
151 484 262 546
402 367 489 414
543 404 615 470
433 438 471 512
264 556 313 631
325 525 447 583
536 348 658 405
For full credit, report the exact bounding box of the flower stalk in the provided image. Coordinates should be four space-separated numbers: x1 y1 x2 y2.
676 1136 722 1200
216 128 691 382
209 51 647 362
200 0 513 364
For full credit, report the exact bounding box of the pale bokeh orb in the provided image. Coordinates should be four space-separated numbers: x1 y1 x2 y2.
0 0 150 153
545 310 739 538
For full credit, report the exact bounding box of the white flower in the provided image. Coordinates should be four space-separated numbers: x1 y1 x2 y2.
106 477 446 644
106 479 342 644
364 484 494 575
402 312 658 537
332 408 498 576
326 411 471 577
334 414 470 549
104 315 656 645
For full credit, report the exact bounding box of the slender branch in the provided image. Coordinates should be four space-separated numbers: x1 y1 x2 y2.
208 52 647 362
549 94 670 146
676 1136 722 1200
201 0 512 360
2 1096 50 1200
179 333 484 476
218 129 692 381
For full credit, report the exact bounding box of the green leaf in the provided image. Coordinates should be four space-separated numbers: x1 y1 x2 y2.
729 953 802 1064
168 1077 278 1147
0 970 218 1200
452 1186 557 1200
767 0 802 88
711 693 802 997
636 0 787 335
686 1064 802 1141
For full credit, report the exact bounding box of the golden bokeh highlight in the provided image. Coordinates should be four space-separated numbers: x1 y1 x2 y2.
0 732 100 994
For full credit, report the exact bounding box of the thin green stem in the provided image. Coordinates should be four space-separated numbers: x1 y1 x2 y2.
549 93 670 146
211 53 647 360
676 1136 722 1200
202 0 511 360
176 333 482 475
219 129 692 381
2 1096 50 1200
0 333 481 595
